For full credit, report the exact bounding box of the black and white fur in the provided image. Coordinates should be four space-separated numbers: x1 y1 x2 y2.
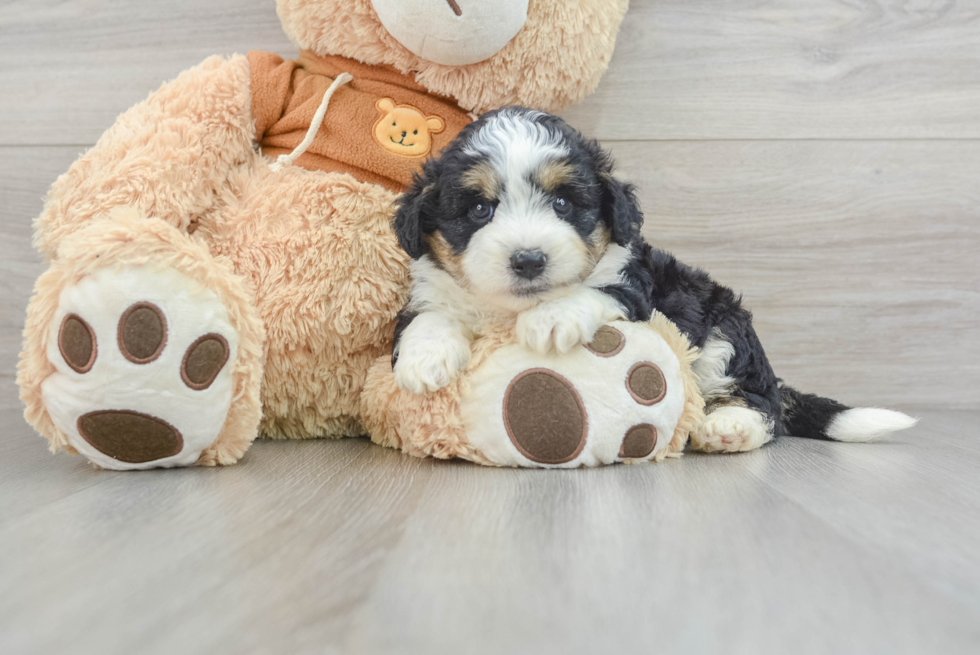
391 107 916 452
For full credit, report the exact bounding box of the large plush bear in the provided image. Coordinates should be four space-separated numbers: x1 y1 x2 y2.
18 0 631 469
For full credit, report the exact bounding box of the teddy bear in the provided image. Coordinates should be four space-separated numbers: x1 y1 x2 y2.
17 0 632 469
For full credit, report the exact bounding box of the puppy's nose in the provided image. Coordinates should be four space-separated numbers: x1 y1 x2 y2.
510 250 547 280
401 131 407 137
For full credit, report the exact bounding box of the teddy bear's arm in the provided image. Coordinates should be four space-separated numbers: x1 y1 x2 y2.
34 55 256 260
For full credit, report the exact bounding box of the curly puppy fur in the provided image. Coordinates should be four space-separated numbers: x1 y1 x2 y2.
391 108 917 452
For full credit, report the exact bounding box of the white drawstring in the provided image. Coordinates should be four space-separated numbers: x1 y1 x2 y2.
269 72 353 173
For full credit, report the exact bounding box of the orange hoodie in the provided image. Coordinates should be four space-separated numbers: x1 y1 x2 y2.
249 50 472 193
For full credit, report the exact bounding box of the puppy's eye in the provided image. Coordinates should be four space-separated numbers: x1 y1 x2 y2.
552 197 573 216
413 130 418 135
469 202 494 223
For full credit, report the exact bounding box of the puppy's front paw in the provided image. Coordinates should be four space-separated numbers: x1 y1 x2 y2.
517 299 601 355
394 329 471 395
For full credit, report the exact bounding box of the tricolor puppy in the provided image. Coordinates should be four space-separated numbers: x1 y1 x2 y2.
391 107 916 452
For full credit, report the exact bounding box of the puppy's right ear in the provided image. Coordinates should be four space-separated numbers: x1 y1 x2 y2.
394 170 439 259
601 174 644 247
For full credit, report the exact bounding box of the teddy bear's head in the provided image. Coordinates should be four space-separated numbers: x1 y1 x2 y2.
277 0 629 114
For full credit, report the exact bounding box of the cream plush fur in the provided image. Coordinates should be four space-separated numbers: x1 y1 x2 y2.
18 0 630 468
279 0 629 114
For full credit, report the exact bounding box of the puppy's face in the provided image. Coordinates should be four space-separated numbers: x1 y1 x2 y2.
396 108 642 311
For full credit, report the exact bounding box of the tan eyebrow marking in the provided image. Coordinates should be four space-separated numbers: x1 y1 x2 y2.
536 161 577 192
460 162 500 199
446 0 462 17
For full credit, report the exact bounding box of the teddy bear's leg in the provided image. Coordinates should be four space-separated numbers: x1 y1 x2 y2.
196 165 412 441
18 210 265 469
33 54 254 259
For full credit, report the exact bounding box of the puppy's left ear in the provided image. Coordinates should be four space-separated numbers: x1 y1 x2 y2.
600 174 644 247
394 169 439 259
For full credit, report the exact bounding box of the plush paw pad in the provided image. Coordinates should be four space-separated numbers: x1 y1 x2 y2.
117 302 167 363
77 410 183 464
42 265 238 470
626 362 667 405
58 314 97 373
619 423 658 459
584 325 625 357
503 369 587 464
181 334 230 390
460 321 688 467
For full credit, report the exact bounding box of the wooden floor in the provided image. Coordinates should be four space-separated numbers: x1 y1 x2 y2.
1 1 979 653
1 392 979 654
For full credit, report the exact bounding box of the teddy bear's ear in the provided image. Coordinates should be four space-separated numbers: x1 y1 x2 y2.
376 97 396 113
394 164 441 259
425 116 445 134
600 173 644 248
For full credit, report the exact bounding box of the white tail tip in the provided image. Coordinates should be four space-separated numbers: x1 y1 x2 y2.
826 408 919 443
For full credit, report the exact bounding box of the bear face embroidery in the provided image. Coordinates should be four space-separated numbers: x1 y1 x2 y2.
373 98 446 158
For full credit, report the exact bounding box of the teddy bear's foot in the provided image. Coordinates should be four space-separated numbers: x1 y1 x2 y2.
457 323 692 467
692 406 773 453
41 265 242 469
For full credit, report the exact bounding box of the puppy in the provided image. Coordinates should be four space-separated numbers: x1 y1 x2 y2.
391 107 916 452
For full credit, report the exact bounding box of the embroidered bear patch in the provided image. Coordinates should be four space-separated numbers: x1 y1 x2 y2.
373 98 446 158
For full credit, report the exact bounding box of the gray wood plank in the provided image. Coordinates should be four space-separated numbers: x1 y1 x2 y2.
1 405 978 654
3 1 980 144
2 142 978 408
0 0 294 146
563 0 980 139
0 147 77 386
606 139 980 408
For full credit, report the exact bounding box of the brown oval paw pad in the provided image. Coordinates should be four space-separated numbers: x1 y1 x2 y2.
77 410 183 464
118 302 168 364
181 334 230 391
59 314 97 373
503 369 588 465
585 325 625 357
620 424 658 459
627 362 667 405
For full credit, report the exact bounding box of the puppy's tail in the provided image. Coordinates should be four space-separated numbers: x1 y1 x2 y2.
778 383 918 442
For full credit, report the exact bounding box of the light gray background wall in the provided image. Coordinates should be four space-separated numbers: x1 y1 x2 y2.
2 0 978 409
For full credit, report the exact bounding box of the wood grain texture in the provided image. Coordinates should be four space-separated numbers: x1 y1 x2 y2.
604 139 980 407
0 147 75 388
3 1 980 144
0 0 293 146
1 401 979 655
562 0 980 139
